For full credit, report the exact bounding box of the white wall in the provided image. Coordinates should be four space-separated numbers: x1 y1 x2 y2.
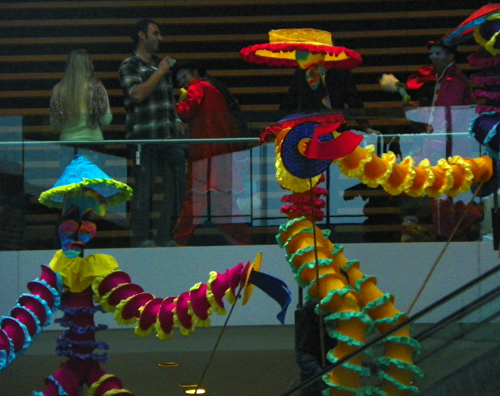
1 241 499 333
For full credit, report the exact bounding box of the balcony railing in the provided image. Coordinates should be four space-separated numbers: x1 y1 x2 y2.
0 106 492 251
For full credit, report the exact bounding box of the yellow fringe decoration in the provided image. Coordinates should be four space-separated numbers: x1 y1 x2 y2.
134 305 155 338
405 159 434 198
87 374 133 396
276 143 322 192
335 144 493 198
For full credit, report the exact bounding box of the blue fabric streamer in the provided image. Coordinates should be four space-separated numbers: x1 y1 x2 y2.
248 271 292 324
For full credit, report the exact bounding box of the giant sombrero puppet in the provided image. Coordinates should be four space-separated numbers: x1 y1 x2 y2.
0 155 291 395
242 29 495 396
240 28 362 70
241 28 362 111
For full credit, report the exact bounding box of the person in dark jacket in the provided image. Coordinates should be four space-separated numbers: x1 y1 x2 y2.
281 67 378 134
295 299 337 396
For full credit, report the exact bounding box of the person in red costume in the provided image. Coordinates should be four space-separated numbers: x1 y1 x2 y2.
406 40 473 145
403 40 480 242
408 40 472 107
172 62 251 246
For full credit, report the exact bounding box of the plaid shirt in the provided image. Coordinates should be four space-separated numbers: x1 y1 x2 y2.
119 53 180 139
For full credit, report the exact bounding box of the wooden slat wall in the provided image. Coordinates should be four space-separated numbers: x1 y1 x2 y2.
0 0 483 249
0 0 480 136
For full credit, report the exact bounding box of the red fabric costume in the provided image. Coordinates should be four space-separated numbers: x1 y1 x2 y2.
406 63 472 106
174 79 250 246
406 64 478 241
433 63 473 106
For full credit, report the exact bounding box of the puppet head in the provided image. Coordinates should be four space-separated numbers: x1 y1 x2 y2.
39 155 133 257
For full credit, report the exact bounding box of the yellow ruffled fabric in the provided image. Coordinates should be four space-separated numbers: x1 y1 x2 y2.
49 250 119 293
92 275 105 304
39 177 133 209
172 305 195 337
276 142 322 192
335 143 493 199
383 156 416 196
97 285 121 313
134 305 156 338
361 151 394 188
102 390 133 396
425 159 453 198
188 283 212 328
88 374 113 396
405 159 435 198
335 145 373 179
154 320 174 341
87 374 133 396
206 271 227 316
114 295 137 326
446 156 474 197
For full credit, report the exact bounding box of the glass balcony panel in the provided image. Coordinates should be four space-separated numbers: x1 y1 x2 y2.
0 106 494 250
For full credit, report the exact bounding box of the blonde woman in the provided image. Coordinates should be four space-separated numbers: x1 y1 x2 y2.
50 49 112 141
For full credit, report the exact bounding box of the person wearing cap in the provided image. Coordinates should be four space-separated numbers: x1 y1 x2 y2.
405 39 474 160
280 53 379 135
118 19 186 248
241 29 378 134
403 40 479 242
171 62 251 246
408 40 473 109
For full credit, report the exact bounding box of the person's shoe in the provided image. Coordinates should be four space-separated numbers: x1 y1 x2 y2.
164 239 182 247
139 239 157 248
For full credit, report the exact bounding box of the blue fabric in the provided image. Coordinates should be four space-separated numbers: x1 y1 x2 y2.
49 155 124 204
444 14 495 46
249 270 292 324
281 121 331 179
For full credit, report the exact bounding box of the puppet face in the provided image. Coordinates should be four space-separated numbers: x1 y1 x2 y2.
62 188 107 219
296 50 325 70
296 50 327 90
59 188 106 257
58 219 97 258
175 68 199 90
429 45 454 73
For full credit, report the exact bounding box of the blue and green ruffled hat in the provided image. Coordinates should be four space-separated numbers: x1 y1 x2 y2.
39 155 133 209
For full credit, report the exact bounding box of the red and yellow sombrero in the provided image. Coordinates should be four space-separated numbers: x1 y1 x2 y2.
240 28 362 70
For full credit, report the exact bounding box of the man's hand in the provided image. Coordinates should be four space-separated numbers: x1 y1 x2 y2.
129 56 172 103
157 56 172 74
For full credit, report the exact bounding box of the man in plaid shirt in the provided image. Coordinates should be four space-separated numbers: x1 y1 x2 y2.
119 19 186 247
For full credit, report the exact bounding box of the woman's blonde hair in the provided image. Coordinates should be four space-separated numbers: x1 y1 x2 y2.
52 49 95 118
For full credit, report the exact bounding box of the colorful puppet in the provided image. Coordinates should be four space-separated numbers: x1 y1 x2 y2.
240 28 361 71
0 155 291 395
258 112 493 396
240 29 427 395
241 28 362 111
443 4 500 160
